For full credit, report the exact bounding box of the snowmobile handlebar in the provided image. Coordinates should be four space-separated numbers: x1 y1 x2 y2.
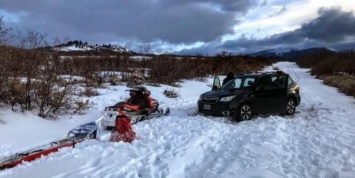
126 88 150 95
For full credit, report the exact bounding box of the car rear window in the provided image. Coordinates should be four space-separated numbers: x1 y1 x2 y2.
288 76 295 86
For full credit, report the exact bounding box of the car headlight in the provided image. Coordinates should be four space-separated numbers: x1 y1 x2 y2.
220 95 236 102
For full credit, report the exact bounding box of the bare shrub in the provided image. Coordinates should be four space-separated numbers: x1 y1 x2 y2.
73 99 89 114
148 56 178 85
163 88 179 98
109 75 120 85
321 75 338 86
8 80 27 111
127 69 146 88
84 79 100 88
79 87 99 97
171 83 181 87
194 77 207 82
147 82 161 87
312 57 338 76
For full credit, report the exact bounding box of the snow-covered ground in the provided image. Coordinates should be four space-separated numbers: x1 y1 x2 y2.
1 62 355 178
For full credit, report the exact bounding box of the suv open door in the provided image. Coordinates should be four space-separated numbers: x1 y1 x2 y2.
212 76 221 90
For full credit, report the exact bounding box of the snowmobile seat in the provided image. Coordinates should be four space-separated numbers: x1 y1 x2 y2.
126 86 154 111
127 96 146 109
122 103 139 111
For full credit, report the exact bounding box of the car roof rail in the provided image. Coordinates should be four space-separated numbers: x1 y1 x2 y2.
275 70 285 75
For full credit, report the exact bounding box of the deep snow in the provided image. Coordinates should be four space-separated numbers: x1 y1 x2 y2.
1 62 355 178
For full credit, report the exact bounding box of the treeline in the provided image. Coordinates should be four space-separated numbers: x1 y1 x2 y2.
0 17 275 118
296 50 355 98
53 51 275 86
297 50 355 76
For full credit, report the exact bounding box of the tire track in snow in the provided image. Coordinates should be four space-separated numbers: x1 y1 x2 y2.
273 62 355 177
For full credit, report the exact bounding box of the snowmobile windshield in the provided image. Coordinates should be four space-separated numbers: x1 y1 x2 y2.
220 76 256 90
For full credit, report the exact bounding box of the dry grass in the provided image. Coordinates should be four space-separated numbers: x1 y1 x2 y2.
79 87 99 97
163 88 179 98
320 75 355 98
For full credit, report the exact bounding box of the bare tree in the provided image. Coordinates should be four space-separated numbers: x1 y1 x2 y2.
33 39 79 118
0 17 18 107
140 44 151 81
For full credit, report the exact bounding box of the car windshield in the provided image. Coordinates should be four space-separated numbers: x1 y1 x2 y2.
220 76 256 90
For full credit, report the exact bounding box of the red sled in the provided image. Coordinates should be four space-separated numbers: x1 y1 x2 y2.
110 113 136 143
0 122 98 170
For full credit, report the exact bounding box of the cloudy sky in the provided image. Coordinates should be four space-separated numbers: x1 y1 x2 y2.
1 0 355 55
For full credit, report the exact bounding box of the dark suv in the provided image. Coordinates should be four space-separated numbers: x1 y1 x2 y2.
197 71 301 121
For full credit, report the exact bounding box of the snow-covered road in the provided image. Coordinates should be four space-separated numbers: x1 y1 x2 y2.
1 62 355 178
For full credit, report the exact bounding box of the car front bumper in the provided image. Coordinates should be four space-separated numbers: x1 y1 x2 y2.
197 100 232 116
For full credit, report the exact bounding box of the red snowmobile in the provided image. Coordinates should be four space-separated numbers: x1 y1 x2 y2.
102 86 170 130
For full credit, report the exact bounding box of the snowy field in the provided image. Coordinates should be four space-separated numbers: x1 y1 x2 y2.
1 62 355 178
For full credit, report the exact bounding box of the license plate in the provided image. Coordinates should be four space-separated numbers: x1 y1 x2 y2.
204 104 211 110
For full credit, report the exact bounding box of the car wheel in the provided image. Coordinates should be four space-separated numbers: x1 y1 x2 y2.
235 103 252 121
286 98 296 115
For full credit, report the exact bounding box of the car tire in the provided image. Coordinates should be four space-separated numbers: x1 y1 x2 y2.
285 98 296 115
235 103 252 122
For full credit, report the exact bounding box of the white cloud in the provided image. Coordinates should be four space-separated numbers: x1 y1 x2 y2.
225 0 355 42
0 9 27 23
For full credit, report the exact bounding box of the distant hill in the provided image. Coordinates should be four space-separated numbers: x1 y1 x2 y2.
249 47 336 60
53 40 135 54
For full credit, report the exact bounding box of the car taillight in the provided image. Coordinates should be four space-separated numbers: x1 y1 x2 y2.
295 85 300 91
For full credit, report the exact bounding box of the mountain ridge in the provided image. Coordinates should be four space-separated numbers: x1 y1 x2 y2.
248 47 336 60
53 40 135 54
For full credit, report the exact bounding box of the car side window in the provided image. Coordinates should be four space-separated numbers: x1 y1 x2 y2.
233 79 242 89
243 77 255 88
258 75 286 90
221 77 255 90
222 78 240 89
270 74 287 89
